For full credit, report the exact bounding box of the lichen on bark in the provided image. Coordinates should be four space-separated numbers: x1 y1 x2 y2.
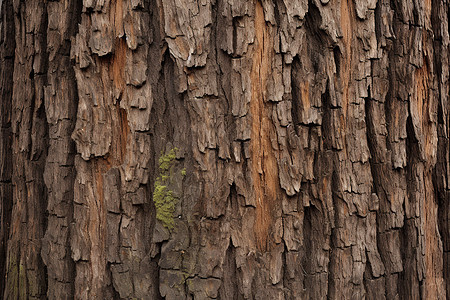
153 148 179 231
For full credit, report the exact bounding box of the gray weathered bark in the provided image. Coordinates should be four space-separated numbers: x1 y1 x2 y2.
1 0 449 299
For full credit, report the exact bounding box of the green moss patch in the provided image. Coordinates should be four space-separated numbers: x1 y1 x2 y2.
153 148 178 231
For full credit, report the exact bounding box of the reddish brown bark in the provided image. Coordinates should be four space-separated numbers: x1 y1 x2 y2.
0 0 449 299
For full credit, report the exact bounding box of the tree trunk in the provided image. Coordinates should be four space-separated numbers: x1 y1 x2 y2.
1 0 449 299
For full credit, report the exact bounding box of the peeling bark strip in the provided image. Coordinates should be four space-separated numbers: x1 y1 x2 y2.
0 0 449 299
250 1 279 252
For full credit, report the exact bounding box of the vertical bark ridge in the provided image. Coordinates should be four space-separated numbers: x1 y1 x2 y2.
0 0 15 295
4 0 50 298
70 0 154 296
339 0 353 120
41 0 81 297
250 0 279 253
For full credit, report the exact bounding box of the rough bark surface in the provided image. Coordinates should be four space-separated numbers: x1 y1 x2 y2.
1 0 449 299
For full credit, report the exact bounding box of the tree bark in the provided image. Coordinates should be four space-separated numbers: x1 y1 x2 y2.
1 0 449 299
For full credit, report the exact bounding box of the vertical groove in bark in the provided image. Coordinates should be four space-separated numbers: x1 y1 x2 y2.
431 1 450 299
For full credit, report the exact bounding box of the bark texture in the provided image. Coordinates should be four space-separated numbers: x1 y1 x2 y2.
1 0 449 299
